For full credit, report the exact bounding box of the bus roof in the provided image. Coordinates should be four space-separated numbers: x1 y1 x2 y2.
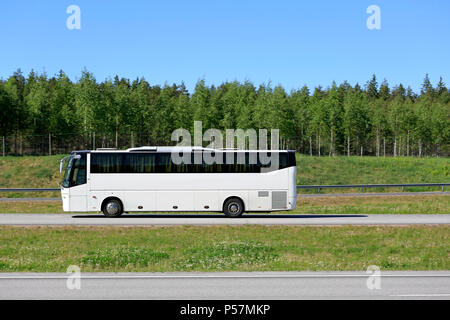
72 146 294 153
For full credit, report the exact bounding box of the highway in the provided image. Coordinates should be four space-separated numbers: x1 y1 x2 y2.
0 213 449 226
0 271 449 300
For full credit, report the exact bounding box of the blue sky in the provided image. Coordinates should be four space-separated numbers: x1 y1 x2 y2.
0 0 449 93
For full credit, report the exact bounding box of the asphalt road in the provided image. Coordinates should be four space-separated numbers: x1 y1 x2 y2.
0 272 449 300
0 213 449 226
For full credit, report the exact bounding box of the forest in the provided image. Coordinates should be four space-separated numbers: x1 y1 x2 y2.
0 69 448 156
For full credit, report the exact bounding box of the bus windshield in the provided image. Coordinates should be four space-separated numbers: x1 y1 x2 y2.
61 157 74 188
61 154 86 188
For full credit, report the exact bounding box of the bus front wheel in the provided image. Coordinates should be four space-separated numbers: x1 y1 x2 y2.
223 198 244 218
102 198 123 217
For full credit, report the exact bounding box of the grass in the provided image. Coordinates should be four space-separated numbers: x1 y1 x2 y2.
0 155 448 197
0 155 65 189
0 191 61 199
0 195 448 214
0 200 63 213
297 155 449 185
0 154 64 198
298 195 450 215
0 225 448 272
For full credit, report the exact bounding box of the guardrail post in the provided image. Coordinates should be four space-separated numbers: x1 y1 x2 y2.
317 187 321 194
402 186 405 192
443 186 445 192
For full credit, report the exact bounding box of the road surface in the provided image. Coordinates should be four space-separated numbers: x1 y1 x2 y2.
0 213 449 226
0 271 449 300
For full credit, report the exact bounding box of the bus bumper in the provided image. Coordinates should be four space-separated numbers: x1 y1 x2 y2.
61 187 70 211
288 196 297 210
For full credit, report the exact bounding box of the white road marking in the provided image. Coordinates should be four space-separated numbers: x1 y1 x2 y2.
390 294 450 297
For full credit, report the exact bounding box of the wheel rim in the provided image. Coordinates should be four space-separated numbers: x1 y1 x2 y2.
228 203 239 214
106 202 119 215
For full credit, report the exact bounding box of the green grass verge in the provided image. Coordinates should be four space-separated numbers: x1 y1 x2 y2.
0 195 448 214
0 155 448 197
0 155 65 189
298 195 450 214
297 155 449 193
0 225 448 272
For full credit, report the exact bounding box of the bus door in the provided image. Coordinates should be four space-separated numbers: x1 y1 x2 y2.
66 153 88 211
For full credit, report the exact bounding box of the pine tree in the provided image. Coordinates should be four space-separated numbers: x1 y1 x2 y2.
0 83 15 137
366 74 378 100
421 74 433 96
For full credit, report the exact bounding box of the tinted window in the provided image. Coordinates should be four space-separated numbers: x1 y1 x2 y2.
90 151 296 174
125 153 156 173
91 153 123 173
288 151 296 167
69 153 87 186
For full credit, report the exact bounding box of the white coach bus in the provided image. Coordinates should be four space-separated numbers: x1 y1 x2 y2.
60 147 297 217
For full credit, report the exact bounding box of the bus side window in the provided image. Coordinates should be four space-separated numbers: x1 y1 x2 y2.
75 167 86 185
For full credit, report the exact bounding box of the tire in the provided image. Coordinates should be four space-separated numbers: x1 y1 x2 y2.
223 198 244 218
102 198 123 217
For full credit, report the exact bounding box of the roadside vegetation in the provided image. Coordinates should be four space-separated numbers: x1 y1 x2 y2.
0 225 447 272
297 155 449 188
298 194 449 215
0 195 448 214
0 155 63 198
2 72 449 156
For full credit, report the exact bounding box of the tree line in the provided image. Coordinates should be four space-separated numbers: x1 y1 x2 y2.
0 69 448 156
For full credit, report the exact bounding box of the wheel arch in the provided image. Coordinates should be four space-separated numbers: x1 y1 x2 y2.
101 196 124 213
222 196 246 212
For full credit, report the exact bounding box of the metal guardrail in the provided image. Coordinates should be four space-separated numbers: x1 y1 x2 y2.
0 183 448 193
297 183 449 193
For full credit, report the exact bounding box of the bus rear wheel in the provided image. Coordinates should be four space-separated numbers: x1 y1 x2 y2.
102 198 123 217
223 198 244 218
